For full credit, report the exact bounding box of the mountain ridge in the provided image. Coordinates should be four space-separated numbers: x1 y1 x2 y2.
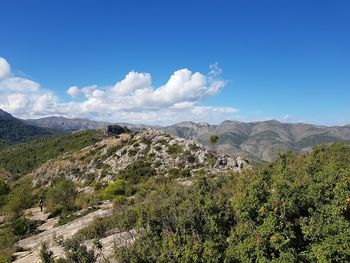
2 108 350 161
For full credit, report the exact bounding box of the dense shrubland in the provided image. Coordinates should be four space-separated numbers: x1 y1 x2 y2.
112 143 350 262
0 136 349 262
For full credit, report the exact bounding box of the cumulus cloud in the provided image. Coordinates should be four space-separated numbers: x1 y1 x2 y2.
0 57 238 124
0 57 11 79
67 86 80 97
112 71 151 95
0 57 58 117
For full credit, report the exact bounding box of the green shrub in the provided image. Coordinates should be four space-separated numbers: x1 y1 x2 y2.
11 217 38 237
0 179 9 207
0 227 15 250
4 180 33 217
167 144 183 158
113 195 128 207
45 179 77 215
75 216 116 240
99 179 126 200
0 252 12 263
119 160 156 185
39 242 54 263
115 143 350 262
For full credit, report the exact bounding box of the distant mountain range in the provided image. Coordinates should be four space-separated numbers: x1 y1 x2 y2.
163 120 350 161
25 116 111 132
1 108 350 161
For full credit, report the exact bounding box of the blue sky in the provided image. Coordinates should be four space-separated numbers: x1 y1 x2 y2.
0 0 349 125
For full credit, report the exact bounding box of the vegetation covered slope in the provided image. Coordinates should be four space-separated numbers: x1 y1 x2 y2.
0 109 59 146
0 130 104 176
0 126 349 262
114 143 350 262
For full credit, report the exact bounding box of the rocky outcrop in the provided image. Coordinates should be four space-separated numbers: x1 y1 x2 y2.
104 125 129 136
31 129 249 186
13 201 135 263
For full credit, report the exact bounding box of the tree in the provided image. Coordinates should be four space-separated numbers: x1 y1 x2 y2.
45 179 77 215
209 134 219 153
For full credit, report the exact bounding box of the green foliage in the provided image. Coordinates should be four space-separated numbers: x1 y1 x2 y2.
0 179 9 207
4 180 33 217
167 144 183 158
42 237 97 263
210 134 219 144
226 143 350 262
118 160 156 185
64 236 95 262
167 167 192 178
0 130 103 176
39 242 55 263
99 179 126 200
115 176 234 262
296 133 344 149
114 143 350 262
0 117 57 145
0 252 12 263
210 134 219 153
0 226 15 250
75 216 116 240
45 179 77 215
11 218 39 237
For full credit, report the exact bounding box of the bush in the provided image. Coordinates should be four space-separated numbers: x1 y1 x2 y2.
45 179 77 215
63 237 96 263
4 180 33 217
0 227 15 250
39 242 54 263
115 144 350 262
41 237 97 263
99 179 126 200
0 179 9 207
119 160 156 185
75 216 116 240
11 218 38 237
167 144 183 158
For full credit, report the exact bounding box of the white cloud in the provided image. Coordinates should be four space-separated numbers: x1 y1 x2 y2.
282 114 291 120
0 57 11 79
112 71 151 95
0 57 58 118
0 77 40 92
67 86 80 97
0 57 238 124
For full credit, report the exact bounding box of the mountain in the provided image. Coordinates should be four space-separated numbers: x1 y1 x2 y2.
19 113 350 162
25 116 160 132
25 116 111 132
164 120 350 161
0 109 59 146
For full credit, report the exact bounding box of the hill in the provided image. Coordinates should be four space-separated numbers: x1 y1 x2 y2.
29 128 248 186
0 129 348 262
0 129 105 176
0 109 59 146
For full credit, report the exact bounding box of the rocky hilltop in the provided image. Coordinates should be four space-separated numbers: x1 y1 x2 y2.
31 128 249 186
